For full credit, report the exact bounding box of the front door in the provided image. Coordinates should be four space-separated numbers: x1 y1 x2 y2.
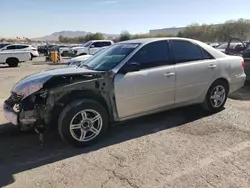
114 41 175 119
171 40 219 104
89 42 102 55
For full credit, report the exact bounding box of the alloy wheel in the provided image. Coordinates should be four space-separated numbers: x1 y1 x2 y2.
69 109 103 142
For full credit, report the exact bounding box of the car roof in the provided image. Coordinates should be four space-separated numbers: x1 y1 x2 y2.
8 43 30 46
119 37 227 59
89 40 113 42
118 37 204 44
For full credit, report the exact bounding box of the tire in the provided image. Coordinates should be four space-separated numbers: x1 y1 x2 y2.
58 99 109 147
7 58 19 67
30 53 34 61
202 80 228 113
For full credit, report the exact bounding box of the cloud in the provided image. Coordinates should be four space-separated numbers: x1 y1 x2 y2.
97 0 119 5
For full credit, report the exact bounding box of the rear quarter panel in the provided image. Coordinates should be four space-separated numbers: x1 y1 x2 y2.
217 56 246 93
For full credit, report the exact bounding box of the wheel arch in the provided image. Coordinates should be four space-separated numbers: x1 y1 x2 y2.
6 57 19 63
210 77 230 93
52 90 111 124
201 77 230 103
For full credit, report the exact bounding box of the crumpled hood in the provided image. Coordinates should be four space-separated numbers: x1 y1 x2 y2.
12 67 102 98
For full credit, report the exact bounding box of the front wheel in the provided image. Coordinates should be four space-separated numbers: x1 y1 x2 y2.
203 80 228 113
7 58 19 67
58 99 109 147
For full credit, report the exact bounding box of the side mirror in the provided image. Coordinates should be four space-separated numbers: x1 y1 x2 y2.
90 45 95 48
121 62 140 73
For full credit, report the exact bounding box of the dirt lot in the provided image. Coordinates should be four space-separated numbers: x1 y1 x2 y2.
0 57 250 188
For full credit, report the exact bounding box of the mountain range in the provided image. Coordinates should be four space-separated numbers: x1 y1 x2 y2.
32 31 119 41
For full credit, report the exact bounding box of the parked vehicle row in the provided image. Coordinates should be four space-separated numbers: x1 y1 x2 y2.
3 37 246 147
215 38 250 58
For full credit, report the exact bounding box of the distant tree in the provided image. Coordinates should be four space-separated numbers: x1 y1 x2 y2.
84 33 105 41
0 38 5 42
118 31 131 41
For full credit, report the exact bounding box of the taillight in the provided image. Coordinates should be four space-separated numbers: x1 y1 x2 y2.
242 61 245 69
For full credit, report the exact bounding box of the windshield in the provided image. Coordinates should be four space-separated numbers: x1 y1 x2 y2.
83 42 92 47
81 43 140 71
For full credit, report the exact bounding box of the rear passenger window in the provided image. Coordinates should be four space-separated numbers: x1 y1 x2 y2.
91 42 102 48
16 45 28 49
172 40 203 63
6 45 16 50
102 42 112 46
129 41 171 69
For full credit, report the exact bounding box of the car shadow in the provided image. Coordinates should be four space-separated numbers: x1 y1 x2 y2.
229 83 250 100
0 65 17 69
0 105 212 187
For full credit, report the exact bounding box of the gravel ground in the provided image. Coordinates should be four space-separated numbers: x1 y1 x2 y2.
0 57 250 188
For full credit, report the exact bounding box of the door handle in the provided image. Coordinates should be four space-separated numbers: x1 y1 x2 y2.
208 64 217 69
164 72 175 77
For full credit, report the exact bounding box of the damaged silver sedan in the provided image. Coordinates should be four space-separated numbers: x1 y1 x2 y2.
3 38 246 147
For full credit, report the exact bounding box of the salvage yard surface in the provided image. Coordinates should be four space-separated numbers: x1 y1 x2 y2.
0 57 250 188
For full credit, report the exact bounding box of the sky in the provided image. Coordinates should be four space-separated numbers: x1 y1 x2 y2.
0 0 249 38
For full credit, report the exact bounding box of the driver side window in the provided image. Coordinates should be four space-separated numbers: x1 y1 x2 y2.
128 41 171 69
91 42 102 48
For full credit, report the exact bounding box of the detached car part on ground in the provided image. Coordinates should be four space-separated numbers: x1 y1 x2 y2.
3 38 246 147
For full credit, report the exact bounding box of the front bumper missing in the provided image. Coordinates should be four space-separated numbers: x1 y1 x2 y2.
3 102 18 125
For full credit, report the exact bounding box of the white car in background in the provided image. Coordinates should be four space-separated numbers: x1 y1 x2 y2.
0 44 39 60
74 40 113 56
0 51 31 67
67 47 108 66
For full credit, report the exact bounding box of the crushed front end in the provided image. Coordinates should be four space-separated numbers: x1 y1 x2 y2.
3 89 53 131
3 73 54 131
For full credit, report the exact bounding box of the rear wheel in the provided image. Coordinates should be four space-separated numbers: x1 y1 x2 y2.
7 58 19 67
58 99 109 147
203 80 228 113
30 53 34 61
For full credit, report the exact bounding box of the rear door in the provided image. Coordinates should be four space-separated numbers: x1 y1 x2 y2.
15 45 29 51
171 40 219 104
114 41 176 118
